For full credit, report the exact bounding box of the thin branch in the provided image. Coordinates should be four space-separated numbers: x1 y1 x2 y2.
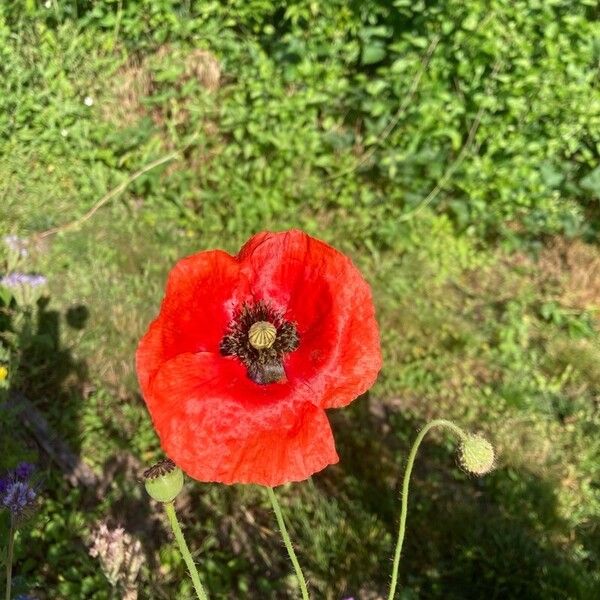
7 391 99 489
33 151 180 240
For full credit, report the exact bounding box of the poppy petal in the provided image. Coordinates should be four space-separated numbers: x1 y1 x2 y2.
136 249 251 396
136 317 166 401
239 230 382 408
160 249 248 355
147 352 339 486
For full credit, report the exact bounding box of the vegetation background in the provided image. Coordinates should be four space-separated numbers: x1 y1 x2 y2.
0 0 599 598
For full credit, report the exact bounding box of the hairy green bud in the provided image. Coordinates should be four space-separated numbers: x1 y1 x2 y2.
459 434 495 476
143 458 184 503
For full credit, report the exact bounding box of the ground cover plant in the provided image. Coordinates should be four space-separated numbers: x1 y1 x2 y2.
1 0 599 598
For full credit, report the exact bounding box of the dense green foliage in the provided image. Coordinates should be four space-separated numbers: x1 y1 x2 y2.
1 1 599 598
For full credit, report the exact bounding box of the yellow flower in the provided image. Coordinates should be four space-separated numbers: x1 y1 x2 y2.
0 365 8 381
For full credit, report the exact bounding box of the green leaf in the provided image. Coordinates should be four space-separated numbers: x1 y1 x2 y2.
580 167 600 199
0 286 13 307
362 43 386 65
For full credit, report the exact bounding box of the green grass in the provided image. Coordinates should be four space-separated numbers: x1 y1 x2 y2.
1 1 599 598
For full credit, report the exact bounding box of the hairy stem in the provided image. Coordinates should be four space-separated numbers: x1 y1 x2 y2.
5 517 14 600
267 487 310 600
164 502 209 600
388 419 468 600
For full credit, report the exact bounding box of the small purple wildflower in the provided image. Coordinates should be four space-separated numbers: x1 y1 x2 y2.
0 273 47 288
14 462 35 480
3 235 29 258
2 481 36 515
0 463 38 518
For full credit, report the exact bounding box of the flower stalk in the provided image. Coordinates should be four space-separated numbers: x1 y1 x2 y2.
5 516 14 600
1 462 37 600
388 419 494 600
164 502 208 600
143 459 208 600
267 487 310 600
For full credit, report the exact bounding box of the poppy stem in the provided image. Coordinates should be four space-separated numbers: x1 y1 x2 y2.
266 487 310 600
164 501 209 600
388 419 468 600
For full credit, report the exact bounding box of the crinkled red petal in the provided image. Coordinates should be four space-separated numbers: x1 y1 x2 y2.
146 352 339 486
136 249 249 397
238 230 382 408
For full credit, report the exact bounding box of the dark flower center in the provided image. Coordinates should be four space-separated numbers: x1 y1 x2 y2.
220 301 299 384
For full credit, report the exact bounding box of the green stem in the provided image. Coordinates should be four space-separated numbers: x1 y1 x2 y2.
5 517 14 600
388 419 468 600
164 502 209 600
266 487 310 600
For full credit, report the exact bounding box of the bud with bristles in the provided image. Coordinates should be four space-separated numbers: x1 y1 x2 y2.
143 458 183 503
459 434 495 476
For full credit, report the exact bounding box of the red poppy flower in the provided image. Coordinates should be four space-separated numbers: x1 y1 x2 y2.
136 230 381 487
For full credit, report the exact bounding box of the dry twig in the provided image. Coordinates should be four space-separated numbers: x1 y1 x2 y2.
33 151 180 240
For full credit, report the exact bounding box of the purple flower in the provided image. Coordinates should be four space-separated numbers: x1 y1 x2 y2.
0 463 38 519
15 462 35 480
3 235 29 258
2 481 36 515
0 273 47 288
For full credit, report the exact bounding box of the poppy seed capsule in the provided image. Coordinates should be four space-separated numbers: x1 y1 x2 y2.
459 434 495 476
143 458 184 503
248 321 277 349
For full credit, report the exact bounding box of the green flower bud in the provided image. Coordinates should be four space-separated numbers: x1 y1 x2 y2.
459 434 495 476
143 458 184 503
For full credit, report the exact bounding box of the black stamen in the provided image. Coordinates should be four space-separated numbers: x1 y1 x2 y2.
220 301 299 384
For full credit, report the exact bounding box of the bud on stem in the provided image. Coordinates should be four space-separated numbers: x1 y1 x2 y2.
459 434 495 476
388 419 495 600
142 458 209 600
